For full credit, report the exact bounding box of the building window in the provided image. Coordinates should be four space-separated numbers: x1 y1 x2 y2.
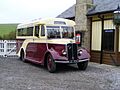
103 29 115 51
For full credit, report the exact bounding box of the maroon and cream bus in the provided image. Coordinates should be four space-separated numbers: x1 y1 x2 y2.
16 18 90 72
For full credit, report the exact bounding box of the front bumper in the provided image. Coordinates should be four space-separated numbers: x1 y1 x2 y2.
55 58 89 64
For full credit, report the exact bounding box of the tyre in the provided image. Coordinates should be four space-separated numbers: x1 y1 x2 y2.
47 54 56 73
77 61 88 70
20 51 26 62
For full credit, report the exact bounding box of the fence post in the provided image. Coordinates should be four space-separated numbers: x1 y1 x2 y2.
4 40 7 57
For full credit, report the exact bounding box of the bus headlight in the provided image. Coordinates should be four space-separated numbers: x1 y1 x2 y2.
79 51 82 54
78 50 82 55
62 50 67 56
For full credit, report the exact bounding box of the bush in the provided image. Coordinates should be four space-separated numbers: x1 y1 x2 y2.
0 36 2 39
2 31 16 40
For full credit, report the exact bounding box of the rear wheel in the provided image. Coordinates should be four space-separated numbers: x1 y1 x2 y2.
77 61 88 70
20 51 26 62
47 54 56 73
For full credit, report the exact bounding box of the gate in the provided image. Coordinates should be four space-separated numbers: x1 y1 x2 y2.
0 40 17 57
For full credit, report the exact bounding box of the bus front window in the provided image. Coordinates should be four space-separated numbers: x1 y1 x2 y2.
62 26 74 39
47 26 60 39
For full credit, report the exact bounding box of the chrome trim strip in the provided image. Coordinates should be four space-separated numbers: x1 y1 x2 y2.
78 59 89 62
55 61 69 63
55 59 89 63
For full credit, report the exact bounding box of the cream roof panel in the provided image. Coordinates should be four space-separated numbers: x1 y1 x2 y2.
17 18 75 29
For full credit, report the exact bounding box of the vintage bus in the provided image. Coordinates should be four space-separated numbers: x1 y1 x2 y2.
16 18 90 73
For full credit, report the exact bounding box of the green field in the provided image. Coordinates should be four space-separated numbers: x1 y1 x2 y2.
0 24 18 37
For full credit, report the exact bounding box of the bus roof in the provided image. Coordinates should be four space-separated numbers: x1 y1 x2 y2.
17 18 75 29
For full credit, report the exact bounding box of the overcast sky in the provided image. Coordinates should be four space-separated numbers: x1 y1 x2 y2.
0 0 76 23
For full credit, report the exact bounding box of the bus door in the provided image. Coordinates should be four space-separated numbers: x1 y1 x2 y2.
25 27 36 60
34 25 47 62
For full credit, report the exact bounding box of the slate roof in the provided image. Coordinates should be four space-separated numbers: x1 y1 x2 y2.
57 0 120 18
87 0 120 15
56 5 75 18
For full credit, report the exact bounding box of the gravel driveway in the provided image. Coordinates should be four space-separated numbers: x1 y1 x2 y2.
0 57 120 90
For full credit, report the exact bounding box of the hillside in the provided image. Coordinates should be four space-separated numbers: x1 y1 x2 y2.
0 24 18 39
0 24 18 37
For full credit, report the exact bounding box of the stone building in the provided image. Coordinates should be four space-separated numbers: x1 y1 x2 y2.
57 0 120 65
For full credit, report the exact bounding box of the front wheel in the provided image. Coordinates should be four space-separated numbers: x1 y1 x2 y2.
77 61 88 70
47 54 56 73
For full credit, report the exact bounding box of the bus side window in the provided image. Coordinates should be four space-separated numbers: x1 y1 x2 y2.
27 27 33 36
41 25 45 36
18 29 23 36
35 26 39 37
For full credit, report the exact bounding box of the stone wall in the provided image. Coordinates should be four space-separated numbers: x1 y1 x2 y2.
75 0 93 49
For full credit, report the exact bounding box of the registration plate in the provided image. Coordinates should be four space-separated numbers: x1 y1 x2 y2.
69 60 78 63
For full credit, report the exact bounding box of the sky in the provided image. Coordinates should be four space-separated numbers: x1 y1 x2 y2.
0 0 76 23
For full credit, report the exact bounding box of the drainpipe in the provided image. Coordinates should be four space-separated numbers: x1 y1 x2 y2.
115 25 119 65
98 15 104 64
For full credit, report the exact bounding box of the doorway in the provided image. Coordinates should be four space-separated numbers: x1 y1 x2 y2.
103 29 115 51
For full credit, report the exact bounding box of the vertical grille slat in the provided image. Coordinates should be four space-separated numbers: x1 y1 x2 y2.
73 43 77 60
67 44 72 60
67 43 78 60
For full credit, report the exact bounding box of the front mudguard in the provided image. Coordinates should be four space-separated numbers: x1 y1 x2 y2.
77 48 90 60
46 48 67 61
